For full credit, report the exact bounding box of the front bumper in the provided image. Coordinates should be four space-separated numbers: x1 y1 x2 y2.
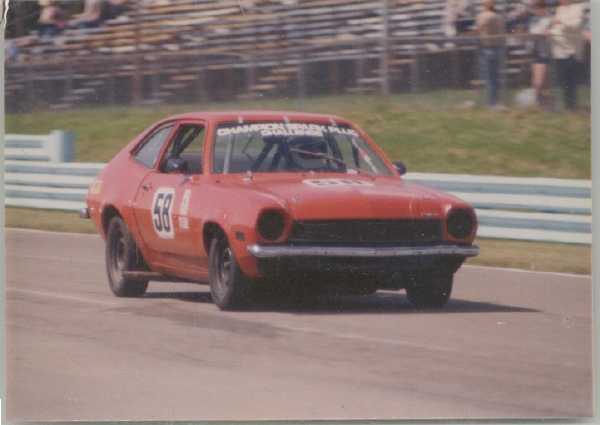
247 243 479 277
247 244 480 259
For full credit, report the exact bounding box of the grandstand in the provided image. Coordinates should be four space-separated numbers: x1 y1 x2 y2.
5 0 590 111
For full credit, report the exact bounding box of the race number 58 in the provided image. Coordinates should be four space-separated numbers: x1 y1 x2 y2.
151 188 175 238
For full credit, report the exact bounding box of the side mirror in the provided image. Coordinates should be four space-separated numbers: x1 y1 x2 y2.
393 161 407 176
164 157 189 174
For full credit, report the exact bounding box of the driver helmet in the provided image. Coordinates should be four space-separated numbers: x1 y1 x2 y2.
289 137 327 170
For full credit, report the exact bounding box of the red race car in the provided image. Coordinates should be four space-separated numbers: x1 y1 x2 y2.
81 111 479 310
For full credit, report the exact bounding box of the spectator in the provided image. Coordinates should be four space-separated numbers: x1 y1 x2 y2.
549 0 584 110
580 15 590 43
77 0 114 29
475 0 503 107
577 11 591 77
108 0 128 17
527 0 554 108
37 0 69 36
443 0 475 37
5 39 20 61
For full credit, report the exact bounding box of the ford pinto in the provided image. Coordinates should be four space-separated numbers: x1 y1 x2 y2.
81 111 479 310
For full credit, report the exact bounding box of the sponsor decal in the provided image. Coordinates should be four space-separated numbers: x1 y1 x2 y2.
179 189 191 216
178 216 190 230
303 178 374 187
90 180 103 194
217 123 359 138
151 187 175 239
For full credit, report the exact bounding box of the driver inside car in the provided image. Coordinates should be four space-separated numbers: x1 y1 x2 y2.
288 137 329 171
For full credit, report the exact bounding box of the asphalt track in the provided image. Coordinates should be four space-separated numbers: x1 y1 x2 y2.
4 229 594 421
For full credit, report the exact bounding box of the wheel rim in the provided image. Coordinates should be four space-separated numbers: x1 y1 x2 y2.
215 244 233 296
110 230 126 281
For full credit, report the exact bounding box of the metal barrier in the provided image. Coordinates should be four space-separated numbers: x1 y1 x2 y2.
3 161 591 245
5 130 76 162
4 161 103 211
406 173 591 245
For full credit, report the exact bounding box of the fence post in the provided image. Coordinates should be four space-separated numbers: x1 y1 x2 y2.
411 47 421 92
108 57 116 106
27 64 35 110
379 0 390 95
47 130 76 162
297 56 307 99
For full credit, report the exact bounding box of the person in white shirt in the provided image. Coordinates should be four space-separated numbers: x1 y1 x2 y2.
527 0 553 108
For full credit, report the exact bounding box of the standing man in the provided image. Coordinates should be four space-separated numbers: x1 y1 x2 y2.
549 0 584 110
527 0 554 109
475 0 504 107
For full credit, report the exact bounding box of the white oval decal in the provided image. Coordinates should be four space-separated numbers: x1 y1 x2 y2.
303 179 374 187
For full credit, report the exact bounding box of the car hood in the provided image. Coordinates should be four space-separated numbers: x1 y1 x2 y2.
245 174 457 221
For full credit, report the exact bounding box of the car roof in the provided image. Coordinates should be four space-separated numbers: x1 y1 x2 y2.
164 110 350 125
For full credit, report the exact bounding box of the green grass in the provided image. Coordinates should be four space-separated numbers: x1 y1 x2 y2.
4 90 592 274
469 238 590 275
5 207 98 234
5 90 591 178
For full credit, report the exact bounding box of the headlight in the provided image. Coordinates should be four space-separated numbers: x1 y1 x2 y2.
447 208 475 240
257 209 286 241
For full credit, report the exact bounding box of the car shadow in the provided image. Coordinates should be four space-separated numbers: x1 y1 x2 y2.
144 291 213 303
144 290 539 315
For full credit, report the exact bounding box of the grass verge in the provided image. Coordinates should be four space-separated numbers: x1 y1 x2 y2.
5 207 97 235
468 238 590 275
5 208 591 276
5 90 591 179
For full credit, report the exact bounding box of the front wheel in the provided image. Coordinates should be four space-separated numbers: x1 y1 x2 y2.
106 217 149 297
209 234 252 310
405 272 453 308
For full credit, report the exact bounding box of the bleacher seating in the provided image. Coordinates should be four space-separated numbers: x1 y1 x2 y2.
5 0 590 109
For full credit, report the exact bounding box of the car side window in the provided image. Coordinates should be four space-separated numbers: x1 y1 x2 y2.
160 124 205 174
133 124 174 169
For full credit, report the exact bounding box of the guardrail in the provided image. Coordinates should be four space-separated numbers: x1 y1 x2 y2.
406 173 591 245
3 161 591 245
5 130 76 163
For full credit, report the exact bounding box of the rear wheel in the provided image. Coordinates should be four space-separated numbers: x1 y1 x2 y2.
209 233 252 310
405 271 453 308
106 217 149 297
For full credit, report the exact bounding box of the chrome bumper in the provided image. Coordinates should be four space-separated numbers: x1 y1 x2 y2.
247 244 480 259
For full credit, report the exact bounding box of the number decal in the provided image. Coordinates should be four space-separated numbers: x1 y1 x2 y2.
151 188 175 238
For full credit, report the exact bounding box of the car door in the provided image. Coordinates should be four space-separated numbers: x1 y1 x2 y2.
133 121 207 274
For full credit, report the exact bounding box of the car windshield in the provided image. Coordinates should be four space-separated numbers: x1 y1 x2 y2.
212 122 393 176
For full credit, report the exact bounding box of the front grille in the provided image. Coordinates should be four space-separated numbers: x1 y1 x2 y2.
288 220 443 247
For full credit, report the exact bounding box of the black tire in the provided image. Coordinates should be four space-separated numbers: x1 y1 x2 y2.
405 271 453 308
209 233 252 310
106 216 149 297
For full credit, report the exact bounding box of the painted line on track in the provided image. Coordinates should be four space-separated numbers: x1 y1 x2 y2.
462 264 591 280
6 287 120 307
